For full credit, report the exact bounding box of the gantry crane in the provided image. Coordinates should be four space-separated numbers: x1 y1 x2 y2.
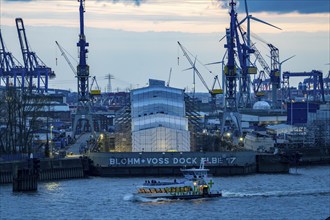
324 70 330 93
0 30 25 88
15 18 55 93
282 70 325 102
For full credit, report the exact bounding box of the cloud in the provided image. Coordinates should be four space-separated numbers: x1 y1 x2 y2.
5 0 329 13
4 0 32 1
5 0 145 6
101 0 145 6
218 0 330 14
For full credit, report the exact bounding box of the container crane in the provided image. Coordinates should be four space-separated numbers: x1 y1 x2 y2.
0 30 25 88
15 18 55 93
282 70 325 102
324 70 330 93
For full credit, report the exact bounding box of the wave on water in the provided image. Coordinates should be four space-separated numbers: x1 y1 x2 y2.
123 194 172 203
222 189 330 198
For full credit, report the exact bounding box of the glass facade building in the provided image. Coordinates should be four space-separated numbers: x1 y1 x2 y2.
131 79 190 152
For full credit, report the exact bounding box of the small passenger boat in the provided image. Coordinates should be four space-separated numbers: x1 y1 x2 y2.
134 160 222 200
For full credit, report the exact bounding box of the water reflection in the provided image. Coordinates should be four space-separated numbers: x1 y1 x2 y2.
45 182 60 191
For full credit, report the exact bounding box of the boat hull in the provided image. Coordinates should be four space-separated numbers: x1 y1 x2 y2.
134 192 222 200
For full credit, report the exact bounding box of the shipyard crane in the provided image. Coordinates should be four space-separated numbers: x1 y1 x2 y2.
56 40 102 98
239 0 281 64
76 0 90 102
220 0 243 140
268 44 280 108
15 18 55 93
72 0 98 135
0 30 25 88
238 0 281 108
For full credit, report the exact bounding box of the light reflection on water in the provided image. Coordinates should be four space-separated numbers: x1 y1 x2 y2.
45 182 60 191
0 166 329 220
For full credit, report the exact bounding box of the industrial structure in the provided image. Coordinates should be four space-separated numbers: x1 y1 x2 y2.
72 0 99 136
0 19 54 92
1 0 329 157
131 79 190 152
220 0 244 140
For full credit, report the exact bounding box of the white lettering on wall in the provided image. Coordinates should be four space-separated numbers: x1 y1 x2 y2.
109 156 237 166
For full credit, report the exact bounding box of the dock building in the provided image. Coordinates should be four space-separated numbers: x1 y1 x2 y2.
130 79 190 152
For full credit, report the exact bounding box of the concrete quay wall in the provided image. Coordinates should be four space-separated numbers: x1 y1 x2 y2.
0 158 89 184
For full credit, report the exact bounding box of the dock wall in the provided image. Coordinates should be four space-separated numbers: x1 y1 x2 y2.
0 157 90 184
88 151 270 177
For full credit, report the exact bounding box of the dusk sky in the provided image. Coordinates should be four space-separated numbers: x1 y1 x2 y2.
0 0 329 92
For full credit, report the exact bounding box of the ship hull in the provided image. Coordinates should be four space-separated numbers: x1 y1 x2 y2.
134 192 222 200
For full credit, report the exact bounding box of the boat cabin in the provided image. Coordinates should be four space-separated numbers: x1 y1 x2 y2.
181 168 209 180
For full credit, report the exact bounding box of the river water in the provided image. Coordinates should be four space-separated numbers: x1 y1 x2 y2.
0 166 329 220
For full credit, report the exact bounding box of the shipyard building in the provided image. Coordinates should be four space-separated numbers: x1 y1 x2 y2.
130 79 190 152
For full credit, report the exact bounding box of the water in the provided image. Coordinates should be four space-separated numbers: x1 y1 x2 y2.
1 166 329 220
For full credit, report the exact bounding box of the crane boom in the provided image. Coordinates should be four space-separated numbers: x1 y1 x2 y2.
177 41 211 93
55 41 77 76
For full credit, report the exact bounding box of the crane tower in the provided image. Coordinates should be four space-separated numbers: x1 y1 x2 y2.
72 0 96 136
220 0 242 140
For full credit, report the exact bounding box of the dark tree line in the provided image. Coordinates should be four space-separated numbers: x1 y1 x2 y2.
0 88 48 155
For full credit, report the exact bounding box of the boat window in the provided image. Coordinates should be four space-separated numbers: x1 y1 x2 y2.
150 188 157 193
